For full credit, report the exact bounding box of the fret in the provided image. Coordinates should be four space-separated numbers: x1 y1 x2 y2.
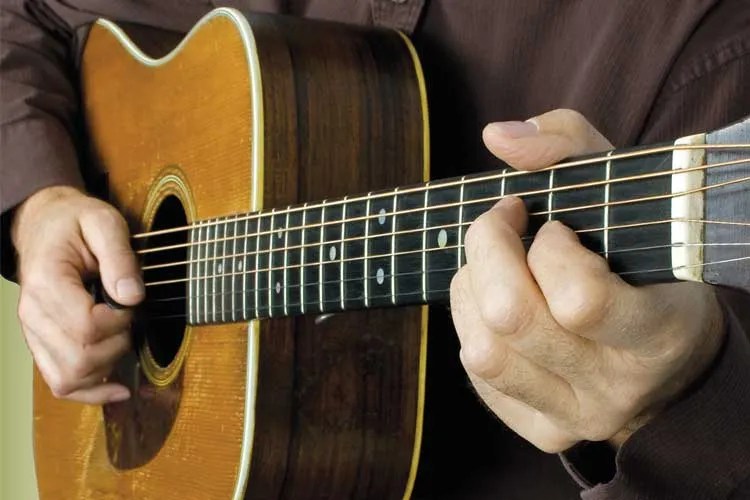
363 194 372 307
321 201 343 311
607 146 672 282
504 167 549 234
230 215 240 322
282 207 291 316
318 202 327 312
255 213 271 317
367 191 395 308
189 224 198 325
421 182 430 303
302 204 322 313
285 207 303 316
342 197 367 309
462 171 503 223
268 209 286 318
424 179 461 303
390 188 399 305
339 196 348 310
394 189 424 304
500 168 508 197
207 220 217 323
242 214 250 320
218 217 229 322
552 159 607 254
201 222 208 324
547 168 555 221
603 151 613 259
299 203 308 314
457 176 466 269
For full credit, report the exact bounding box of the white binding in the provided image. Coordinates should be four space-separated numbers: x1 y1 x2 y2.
671 133 706 282
96 8 263 500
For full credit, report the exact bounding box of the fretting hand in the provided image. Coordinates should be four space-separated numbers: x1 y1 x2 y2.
450 109 725 452
12 186 143 404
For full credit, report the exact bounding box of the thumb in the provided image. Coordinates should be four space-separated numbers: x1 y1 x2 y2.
79 204 145 306
482 108 613 171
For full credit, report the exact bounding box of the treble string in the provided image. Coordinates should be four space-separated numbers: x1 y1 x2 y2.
141 218 750 288
134 156 750 257
137 172 750 282
131 143 750 242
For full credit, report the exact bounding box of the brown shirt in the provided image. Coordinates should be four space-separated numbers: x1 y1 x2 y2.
2 1 750 498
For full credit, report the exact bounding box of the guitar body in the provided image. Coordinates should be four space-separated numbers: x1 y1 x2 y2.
33 9 428 499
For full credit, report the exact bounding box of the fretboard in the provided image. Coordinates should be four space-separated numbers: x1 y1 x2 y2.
175 146 676 325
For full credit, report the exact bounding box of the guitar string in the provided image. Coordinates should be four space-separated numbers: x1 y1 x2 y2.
142 256 750 323
131 143 750 241
139 174 750 284
144 241 750 306
134 156 749 257
141 218 750 289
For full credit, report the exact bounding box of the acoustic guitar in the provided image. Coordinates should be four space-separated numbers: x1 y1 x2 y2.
33 7 750 499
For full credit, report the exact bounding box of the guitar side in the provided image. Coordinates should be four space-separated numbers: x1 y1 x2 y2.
33 9 428 499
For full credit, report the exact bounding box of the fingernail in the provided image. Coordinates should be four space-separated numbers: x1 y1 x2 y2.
486 120 539 139
109 387 130 403
116 277 144 301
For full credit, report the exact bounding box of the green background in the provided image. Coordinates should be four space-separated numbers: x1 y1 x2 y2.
1 279 39 500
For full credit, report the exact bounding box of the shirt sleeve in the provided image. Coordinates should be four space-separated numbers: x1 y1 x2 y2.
0 0 95 280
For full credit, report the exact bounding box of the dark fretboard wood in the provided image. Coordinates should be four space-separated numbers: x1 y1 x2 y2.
182 144 686 325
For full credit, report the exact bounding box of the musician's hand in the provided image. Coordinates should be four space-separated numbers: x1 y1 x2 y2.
450 109 725 452
12 185 143 405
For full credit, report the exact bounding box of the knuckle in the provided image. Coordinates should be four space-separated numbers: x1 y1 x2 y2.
69 351 94 380
461 343 510 380
550 278 611 332
47 372 74 399
478 292 529 334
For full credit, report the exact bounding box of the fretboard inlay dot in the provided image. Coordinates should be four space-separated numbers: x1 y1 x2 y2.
329 246 337 261
376 268 385 285
378 208 387 225
437 229 448 248
275 282 281 294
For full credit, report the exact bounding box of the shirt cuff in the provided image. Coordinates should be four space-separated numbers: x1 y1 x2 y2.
561 288 750 499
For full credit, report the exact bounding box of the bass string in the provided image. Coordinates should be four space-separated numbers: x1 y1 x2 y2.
134 156 750 256
143 242 750 304
131 143 750 242
142 255 750 323
141 218 750 287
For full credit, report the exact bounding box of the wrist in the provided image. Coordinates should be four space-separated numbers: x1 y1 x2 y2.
11 185 85 249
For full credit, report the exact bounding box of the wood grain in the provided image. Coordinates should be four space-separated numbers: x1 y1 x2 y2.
34 10 427 500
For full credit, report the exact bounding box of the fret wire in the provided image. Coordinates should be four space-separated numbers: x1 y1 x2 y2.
421 182 430 303
242 213 249 320
209 222 217 323
283 206 291 316
267 209 275 317
145 219 750 290
319 201 327 312
364 193 372 308
299 202 308 315
231 214 239 322
135 144 750 241
340 196 348 311
457 176 466 269
390 188 399 305
138 157 749 258
253 213 261 318
501 167 508 197
221 217 228 322
604 150 614 259
547 168 554 221
201 223 207 323
189 225 197 324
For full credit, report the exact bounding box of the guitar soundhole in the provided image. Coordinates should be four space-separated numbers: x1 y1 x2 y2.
140 194 187 368
102 194 187 470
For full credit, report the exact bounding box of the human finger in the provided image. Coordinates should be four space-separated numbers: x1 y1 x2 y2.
483 108 613 171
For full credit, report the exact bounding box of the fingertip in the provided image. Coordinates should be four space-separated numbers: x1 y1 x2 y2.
113 276 145 305
484 120 540 141
108 385 131 403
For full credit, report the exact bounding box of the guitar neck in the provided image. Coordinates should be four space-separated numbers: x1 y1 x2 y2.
177 143 686 325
